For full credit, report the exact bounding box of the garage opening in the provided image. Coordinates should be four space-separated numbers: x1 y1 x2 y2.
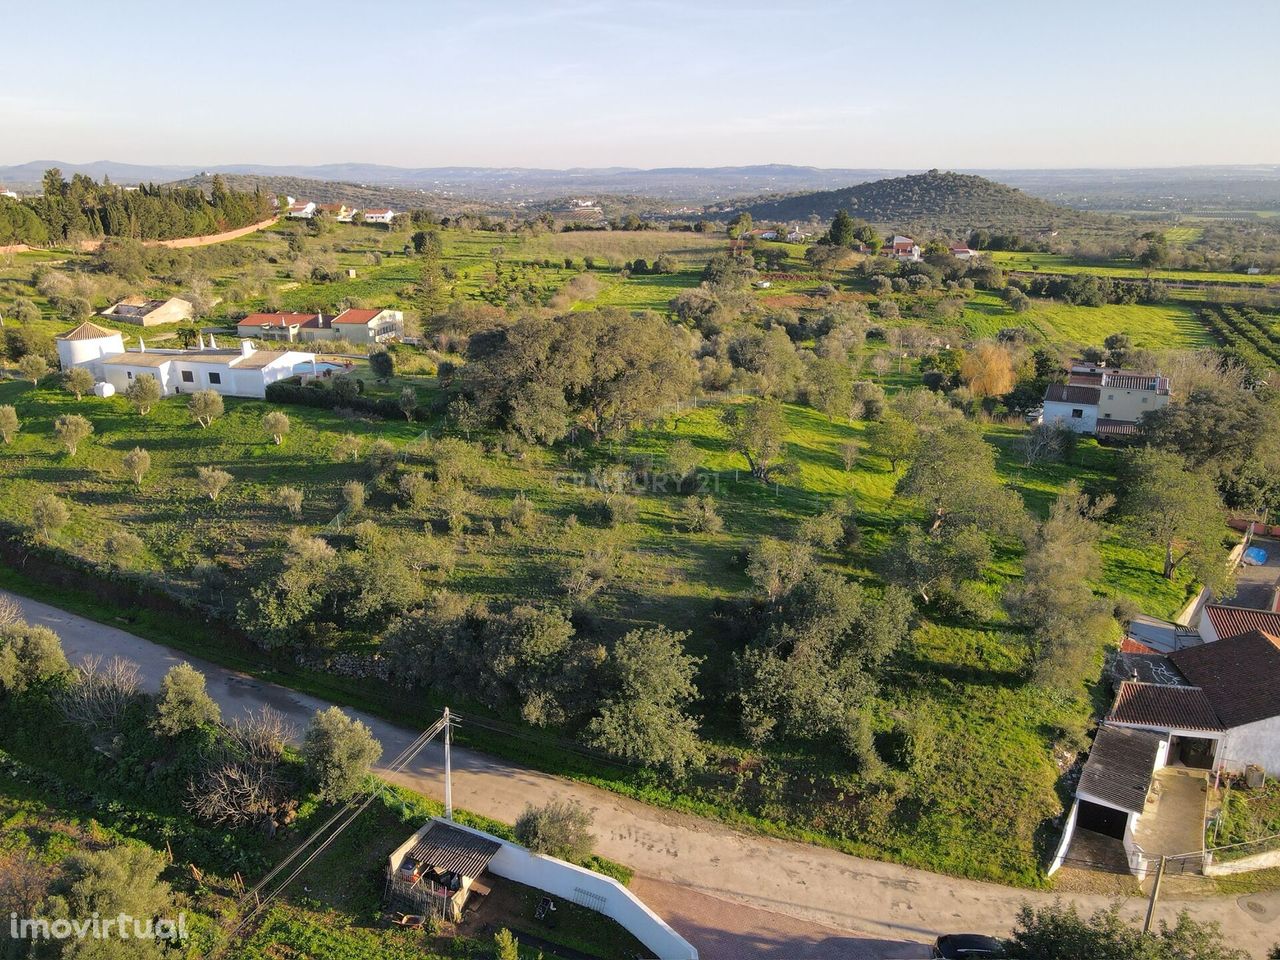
1077 799 1128 840
1170 735 1215 769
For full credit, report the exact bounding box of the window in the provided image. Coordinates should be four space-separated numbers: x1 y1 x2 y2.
208 372 221 385
1141 397 1148 403
1071 408 1084 418
1104 413 1112 418
181 370 194 383
1107 394 1114 400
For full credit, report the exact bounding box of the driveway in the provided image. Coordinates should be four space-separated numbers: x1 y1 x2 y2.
6 589 1280 959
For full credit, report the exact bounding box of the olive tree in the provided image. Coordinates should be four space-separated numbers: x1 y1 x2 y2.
30 494 69 541
123 446 151 485
17 354 48 385
53 413 92 456
62 366 94 400
514 799 595 862
125 374 162 415
195 466 232 501
188 389 224 428
301 706 382 801
262 410 290 445
0 405 19 443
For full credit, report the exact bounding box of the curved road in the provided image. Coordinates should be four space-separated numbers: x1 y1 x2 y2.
6 589 1276 959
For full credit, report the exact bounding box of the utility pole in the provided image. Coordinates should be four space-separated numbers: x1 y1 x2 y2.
1143 855 1167 934
443 707 453 821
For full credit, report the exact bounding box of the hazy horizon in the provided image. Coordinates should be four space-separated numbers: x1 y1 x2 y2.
5 0 1278 170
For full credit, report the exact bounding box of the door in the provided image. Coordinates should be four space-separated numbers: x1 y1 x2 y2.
1076 799 1128 840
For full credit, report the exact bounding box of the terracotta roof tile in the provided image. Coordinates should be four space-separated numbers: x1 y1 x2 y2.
332 308 381 325
1108 681 1223 732
1203 604 1280 642
1170 629 1280 727
58 321 119 341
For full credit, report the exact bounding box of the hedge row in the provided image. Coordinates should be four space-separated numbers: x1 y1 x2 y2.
264 379 430 422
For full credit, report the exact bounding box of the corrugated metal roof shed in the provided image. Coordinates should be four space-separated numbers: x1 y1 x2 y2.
1078 726 1162 814
405 822 500 880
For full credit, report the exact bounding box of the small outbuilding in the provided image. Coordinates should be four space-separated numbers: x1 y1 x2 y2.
387 820 500 922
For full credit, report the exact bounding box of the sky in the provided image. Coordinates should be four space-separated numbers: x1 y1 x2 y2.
3 0 1278 170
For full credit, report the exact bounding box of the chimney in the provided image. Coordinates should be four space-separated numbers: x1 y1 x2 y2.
197 333 205 351
240 339 254 358
209 334 218 350
138 338 146 353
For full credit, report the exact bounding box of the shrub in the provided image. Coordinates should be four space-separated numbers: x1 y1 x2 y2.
123 447 151 485
301 706 382 801
513 799 595 862
342 480 366 515
681 495 723 534
0 622 70 694
0 405 19 443
17 354 48 385
151 662 221 737
276 485 304 518
508 493 536 530
30 494 69 541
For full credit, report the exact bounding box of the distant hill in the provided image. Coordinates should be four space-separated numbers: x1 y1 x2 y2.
729 170 1097 234
165 174 494 217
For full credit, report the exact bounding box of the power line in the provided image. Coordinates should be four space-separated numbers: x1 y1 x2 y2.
210 711 452 957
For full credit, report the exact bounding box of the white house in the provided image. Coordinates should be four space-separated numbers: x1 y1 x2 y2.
329 307 404 345
287 200 316 219
949 245 977 260
362 208 396 225
58 322 315 400
1041 383 1100 432
785 229 810 242
0 187 18 200
890 235 921 262
56 321 126 380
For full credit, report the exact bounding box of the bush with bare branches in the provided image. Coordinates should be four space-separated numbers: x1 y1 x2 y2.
58 655 142 730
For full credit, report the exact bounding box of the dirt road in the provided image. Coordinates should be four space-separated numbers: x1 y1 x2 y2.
7 589 1275 958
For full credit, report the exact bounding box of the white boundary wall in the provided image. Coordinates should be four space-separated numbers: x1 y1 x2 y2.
430 818 697 959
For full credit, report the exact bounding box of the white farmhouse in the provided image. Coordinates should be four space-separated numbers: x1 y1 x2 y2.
56 321 126 380
57 322 316 400
1041 383 1100 432
287 200 316 219
362 208 396 225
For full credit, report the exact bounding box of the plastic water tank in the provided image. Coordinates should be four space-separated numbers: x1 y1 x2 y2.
93 381 116 398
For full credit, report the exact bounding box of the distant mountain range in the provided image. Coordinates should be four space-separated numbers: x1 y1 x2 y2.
731 171 1095 233
2 161 1277 213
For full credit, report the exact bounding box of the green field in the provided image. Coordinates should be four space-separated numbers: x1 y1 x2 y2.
0 366 1197 885
959 289 1212 346
989 250 1278 286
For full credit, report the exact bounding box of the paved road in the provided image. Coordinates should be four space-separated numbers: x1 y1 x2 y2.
7 589 1278 959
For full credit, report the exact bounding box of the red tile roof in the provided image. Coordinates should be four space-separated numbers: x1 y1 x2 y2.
363 208 393 216
1108 681 1223 732
1203 604 1280 642
1045 383 1101 404
1121 637 1159 655
1171 629 1280 728
1067 372 1104 386
59 320 120 341
238 312 320 328
332 308 382 325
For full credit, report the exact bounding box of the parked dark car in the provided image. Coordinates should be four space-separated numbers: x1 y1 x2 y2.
932 934 1008 958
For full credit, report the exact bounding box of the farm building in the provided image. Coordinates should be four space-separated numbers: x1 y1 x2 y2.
888 235 921 261
57 321 316 400
387 820 499 923
1039 361 1171 436
236 308 403 345
317 202 356 222
100 295 194 327
286 200 316 219
363 208 396 224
